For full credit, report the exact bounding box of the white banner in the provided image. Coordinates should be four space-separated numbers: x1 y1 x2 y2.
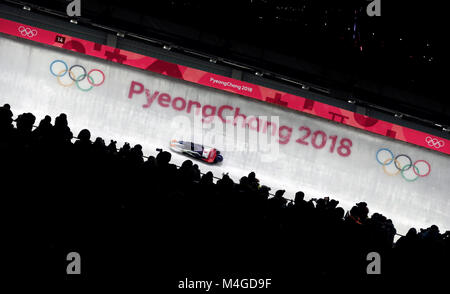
0 35 449 235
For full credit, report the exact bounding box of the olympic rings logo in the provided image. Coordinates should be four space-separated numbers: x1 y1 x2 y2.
49 60 106 92
18 26 37 38
425 136 445 149
375 148 431 182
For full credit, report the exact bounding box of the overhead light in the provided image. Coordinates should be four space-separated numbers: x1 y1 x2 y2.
255 71 264 77
302 85 310 90
312 87 330 94
209 58 217 64
395 113 403 119
116 32 125 38
163 45 172 51
127 32 162 45
221 60 253 70
277 76 303 86
434 123 443 127
23 6 31 11
347 99 356 104
443 127 450 132
70 19 78 24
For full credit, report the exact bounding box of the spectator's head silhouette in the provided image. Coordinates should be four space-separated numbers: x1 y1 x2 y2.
55 113 68 127
260 185 270 192
181 159 193 169
94 137 105 145
248 172 259 183
200 171 214 185
77 129 91 142
93 137 106 150
145 155 157 168
16 112 36 133
132 144 143 155
406 228 417 237
275 190 285 198
329 199 339 209
0 104 13 128
156 150 171 166
121 142 131 152
217 173 233 189
239 176 249 187
38 115 52 127
295 191 305 203
107 140 117 153
53 113 72 142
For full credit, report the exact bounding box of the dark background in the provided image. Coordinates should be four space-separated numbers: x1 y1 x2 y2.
2 0 449 127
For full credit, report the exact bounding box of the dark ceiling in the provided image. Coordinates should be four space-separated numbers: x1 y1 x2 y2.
3 0 449 126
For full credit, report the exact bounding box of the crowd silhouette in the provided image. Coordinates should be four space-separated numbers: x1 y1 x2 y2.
1 103 449 287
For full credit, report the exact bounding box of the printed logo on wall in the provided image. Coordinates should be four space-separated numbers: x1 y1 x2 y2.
375 148 431 182
18 26 37 38
49 60 105 91
425 136 445 149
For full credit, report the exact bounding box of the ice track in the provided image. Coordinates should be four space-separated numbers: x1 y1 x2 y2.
1 36 449 236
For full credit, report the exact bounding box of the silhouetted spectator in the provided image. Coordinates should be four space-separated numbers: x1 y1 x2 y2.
130 144 144 165
143 155 157 169
33 115 53 140
200 171 214 186
16 112 36 134
247 171 259 188
119 142 131 158
107 140 118 155
395 228 418 249
268 189 287 209
0 103 14 133
156 150 171 167
346 202 369 224
192 164 201 182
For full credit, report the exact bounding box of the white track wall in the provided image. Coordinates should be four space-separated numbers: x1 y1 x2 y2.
1 35 449 235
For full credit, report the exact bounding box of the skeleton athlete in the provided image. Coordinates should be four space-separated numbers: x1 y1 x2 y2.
170 140 223 164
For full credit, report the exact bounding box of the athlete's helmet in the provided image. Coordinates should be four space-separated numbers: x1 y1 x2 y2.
215 154 223 163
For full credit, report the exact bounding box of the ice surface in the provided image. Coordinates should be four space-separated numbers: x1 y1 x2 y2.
1 35 449 236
